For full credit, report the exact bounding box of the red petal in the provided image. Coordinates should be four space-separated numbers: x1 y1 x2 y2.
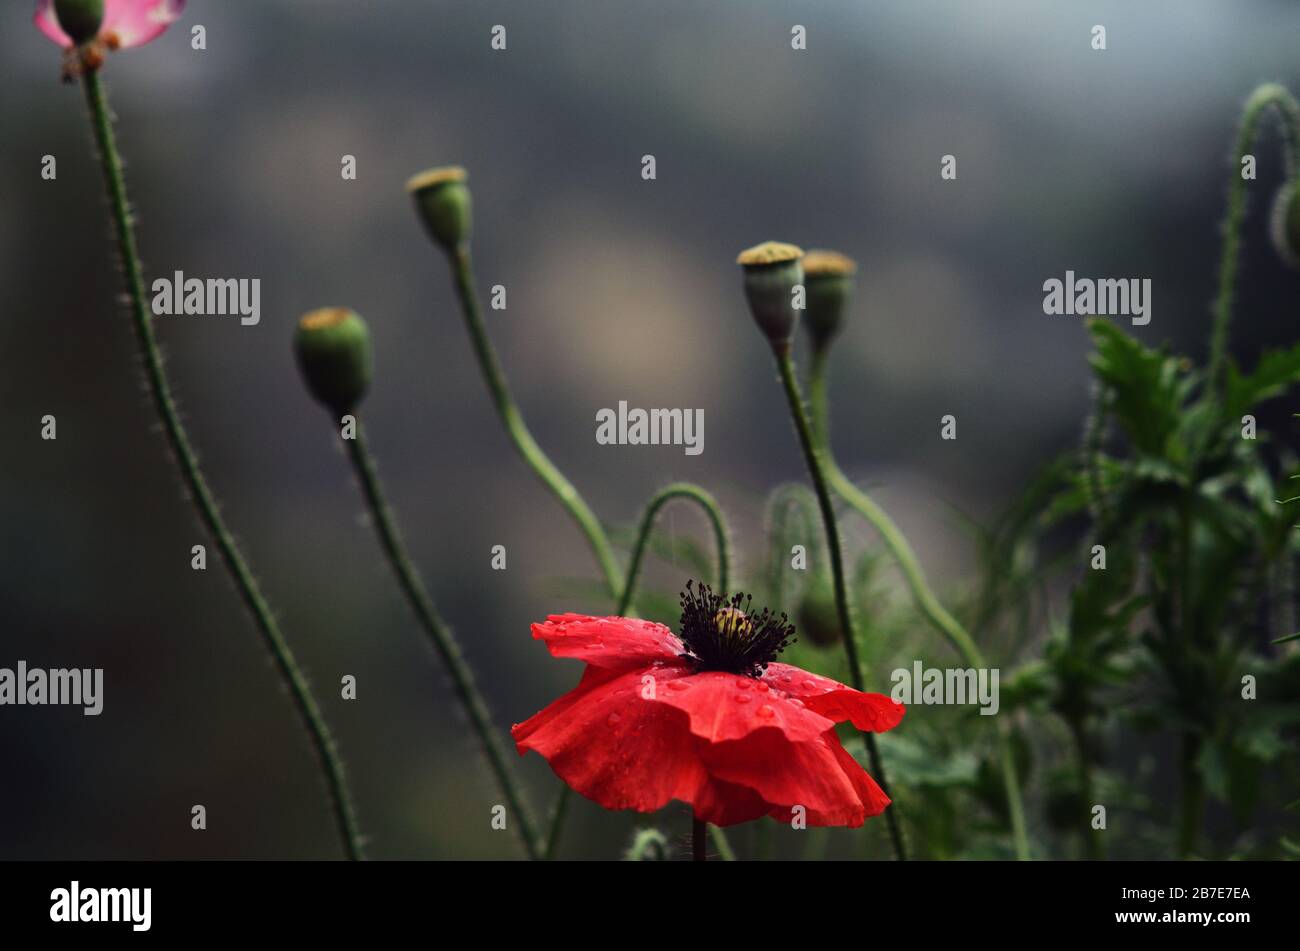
761 662 905 733
703 728 888 827
513 654 900 827
512 665 709 814
530 614 686 671
653 669 836 744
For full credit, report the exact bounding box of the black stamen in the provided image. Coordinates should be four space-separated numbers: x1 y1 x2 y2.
677 580 796 677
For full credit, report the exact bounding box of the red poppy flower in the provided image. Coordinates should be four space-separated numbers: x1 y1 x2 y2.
512 582 904 828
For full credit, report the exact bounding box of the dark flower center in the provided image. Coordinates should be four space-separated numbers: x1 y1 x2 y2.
677 580 796 677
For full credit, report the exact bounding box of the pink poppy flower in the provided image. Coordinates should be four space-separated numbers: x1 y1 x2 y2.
35 0 185 50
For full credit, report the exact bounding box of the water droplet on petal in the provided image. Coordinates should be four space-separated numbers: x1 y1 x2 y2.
735 694 753 704
607 712 622 726
736 680 753 690
802 680 818 690
788 698 805 708
757 704 775 719
668 680 690 692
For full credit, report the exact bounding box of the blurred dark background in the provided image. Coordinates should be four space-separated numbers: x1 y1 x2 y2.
3 0 1299 859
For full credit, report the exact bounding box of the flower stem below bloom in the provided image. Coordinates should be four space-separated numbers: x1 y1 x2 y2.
693 813 707 862
773 348 906 861
344 420 541 860
80 69 364 861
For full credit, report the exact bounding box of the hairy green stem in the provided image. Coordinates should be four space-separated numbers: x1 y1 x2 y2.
624 828 669 861
774 348 906 861
344 422 541 859
544 481 733 859
617 483 731 613
808 350 1029 861
1208 83 1300 398
80 70 363 860
445 245 623 599
542 779 571 860
709 824 736 861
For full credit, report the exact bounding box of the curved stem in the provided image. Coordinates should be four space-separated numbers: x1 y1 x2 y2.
1208 83 1300 398
440 241 632 858
444 245 623 600
809 353 988 667
617 483 731 614
80 70 363 860
774 348 905 861
808 351 1031 860
344 422 541 859
709 824 736 861
624 828 669 861
543 481 733 859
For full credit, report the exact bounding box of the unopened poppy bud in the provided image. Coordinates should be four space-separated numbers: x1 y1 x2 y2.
295 307 373 414
802 250 857 353
796 575 841 647
737 241 804 351
1270 182 1300 269
407 166 472 251
54 0 104 45
714 606 753 641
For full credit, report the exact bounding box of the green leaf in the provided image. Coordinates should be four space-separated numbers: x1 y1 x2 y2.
858 733 980 788
1224 341 1300 419
1087 321 1187 460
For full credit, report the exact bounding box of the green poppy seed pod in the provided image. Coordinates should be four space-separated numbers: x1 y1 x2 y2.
802 250 858 353
796 574 842 647
54 0 104 44
1270 182 1300 269
737 241 804 351
295 307 373 414
407 166 472 251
